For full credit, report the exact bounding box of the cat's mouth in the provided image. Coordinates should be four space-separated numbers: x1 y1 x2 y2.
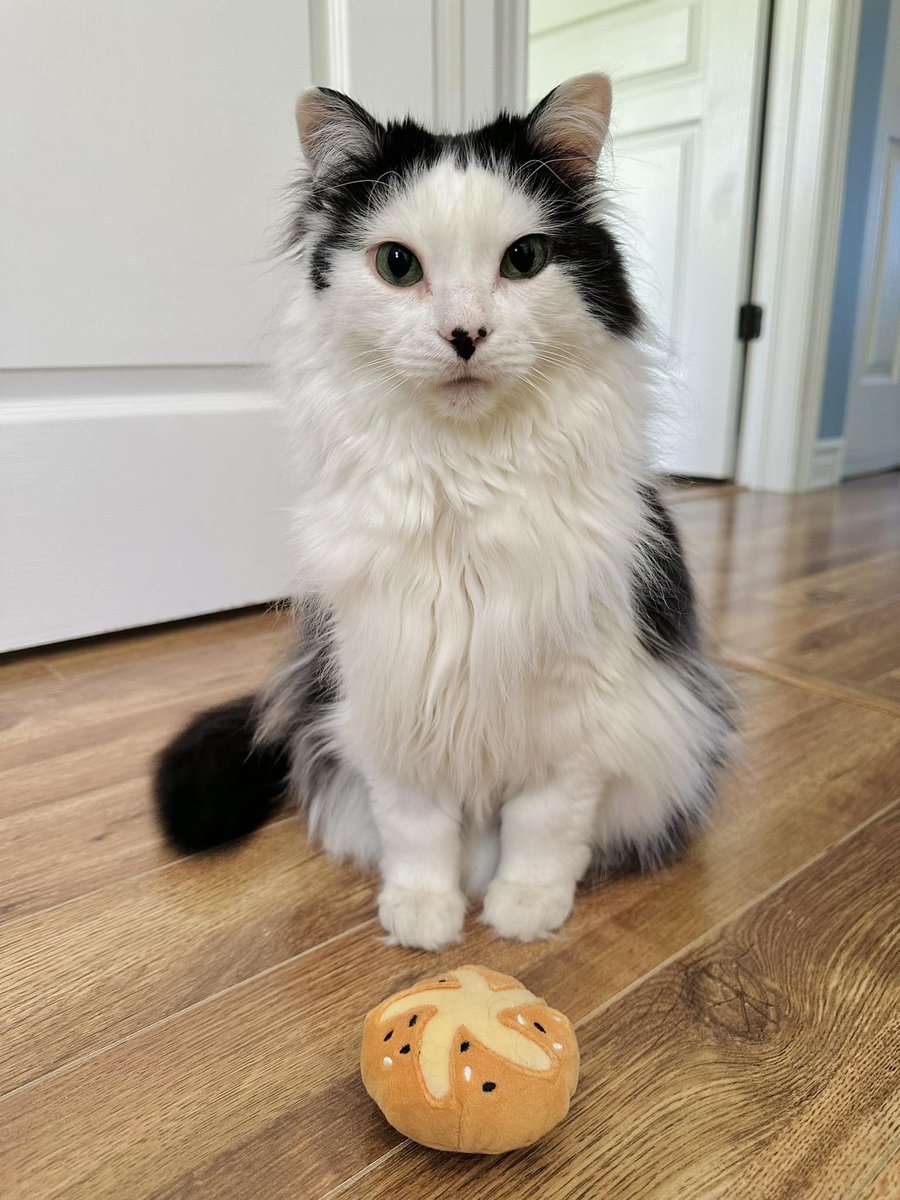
440 375 486 392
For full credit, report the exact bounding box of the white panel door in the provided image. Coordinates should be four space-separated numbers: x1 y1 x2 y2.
843 0 900 478
0 1 311 651
530 0 768 478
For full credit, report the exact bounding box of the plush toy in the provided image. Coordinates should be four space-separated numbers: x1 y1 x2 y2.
360 964 579 1154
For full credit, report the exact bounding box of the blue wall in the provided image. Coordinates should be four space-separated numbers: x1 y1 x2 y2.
819 0 891 439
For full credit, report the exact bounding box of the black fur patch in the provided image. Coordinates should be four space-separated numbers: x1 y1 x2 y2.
595 809 696 877
153 695 289 854
288 102 639 336
632 485 700 661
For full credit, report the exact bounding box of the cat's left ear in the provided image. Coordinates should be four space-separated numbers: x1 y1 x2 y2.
527 73 612 178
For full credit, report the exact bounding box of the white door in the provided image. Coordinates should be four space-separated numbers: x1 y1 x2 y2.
0 0 313 652
0 0 507 652
529 0 768 478
843 0 900 478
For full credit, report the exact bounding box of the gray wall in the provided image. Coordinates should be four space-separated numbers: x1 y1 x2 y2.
819 0 891 439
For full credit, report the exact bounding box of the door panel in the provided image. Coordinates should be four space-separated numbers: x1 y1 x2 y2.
0 0 306 369
529 0 768 478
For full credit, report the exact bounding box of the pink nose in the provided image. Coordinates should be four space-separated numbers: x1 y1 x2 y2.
440 326 491 361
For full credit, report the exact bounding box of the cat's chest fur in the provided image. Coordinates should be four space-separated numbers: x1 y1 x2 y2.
303 440 634 803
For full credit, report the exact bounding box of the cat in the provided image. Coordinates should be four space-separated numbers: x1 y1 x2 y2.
154 73 734 950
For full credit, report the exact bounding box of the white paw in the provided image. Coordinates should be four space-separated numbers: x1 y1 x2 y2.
481 879 574 942
378 885 466 950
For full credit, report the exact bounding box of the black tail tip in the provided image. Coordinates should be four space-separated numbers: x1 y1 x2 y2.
153 695 288 854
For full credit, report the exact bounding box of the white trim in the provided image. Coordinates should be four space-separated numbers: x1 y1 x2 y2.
737 0 862 492
310 0 519 128
308 0 351 91
842 0 900 481
494 0 530 113
0 391 290 652
433 0 465 129
808 437 846 489
842 442 900 479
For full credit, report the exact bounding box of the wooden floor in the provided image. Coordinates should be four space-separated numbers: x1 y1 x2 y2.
2 473 899 1200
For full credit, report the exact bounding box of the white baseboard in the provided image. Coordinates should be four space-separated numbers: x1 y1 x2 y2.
842 444 900 478
0 388 292 651
808 437 846 490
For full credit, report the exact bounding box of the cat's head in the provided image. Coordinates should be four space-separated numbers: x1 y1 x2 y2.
287 75 639 422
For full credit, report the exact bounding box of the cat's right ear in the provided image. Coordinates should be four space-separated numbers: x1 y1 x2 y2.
295 87 383 177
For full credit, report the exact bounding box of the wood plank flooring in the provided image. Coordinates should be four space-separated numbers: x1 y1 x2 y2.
1 473 898 1200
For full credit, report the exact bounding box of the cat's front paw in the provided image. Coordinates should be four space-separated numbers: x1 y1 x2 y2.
481 879 574 942
378 885 466 950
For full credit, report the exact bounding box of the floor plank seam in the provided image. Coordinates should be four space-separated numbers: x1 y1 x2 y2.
319 1143 409 1200
718 653 900 718
0 916 377 1104
0 814 298 933
847 1140 900 1200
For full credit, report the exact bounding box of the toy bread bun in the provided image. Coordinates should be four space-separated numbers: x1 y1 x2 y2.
360 963 579 1154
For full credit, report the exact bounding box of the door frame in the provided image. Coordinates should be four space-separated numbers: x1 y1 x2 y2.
842 0 900 478
310 0 529 120
737 0 863 491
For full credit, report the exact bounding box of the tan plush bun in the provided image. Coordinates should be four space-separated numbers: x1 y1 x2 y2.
360 964 579 1154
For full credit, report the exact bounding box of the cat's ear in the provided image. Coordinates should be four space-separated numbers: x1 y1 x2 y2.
527 73 612 178
295 87 383 177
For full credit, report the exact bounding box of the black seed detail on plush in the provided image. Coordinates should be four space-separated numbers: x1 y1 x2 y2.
534 1022 545 1033
287 102 640 335
383 1030 393 1042
153 695 289 854
632 484 700 662
460 1041 470 1053
482 1081 497 1093
408 1015 418 1027
399 1044 411 1055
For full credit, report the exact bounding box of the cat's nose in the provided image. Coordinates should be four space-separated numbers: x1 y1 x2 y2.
442 326 491 361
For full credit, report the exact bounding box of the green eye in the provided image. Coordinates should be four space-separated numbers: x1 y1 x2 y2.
500 235 550 280
374 242 423 287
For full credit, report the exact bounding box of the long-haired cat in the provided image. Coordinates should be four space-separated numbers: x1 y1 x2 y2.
155 74 734 950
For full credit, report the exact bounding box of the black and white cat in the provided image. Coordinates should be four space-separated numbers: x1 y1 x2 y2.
155 75 734 950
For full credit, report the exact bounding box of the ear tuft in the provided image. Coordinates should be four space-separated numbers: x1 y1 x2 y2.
528 73 612 179
295 87 382 177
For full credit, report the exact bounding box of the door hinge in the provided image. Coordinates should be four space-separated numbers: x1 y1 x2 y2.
738 303 763 341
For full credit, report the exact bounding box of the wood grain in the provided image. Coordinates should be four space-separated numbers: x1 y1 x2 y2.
678 474 900 705
0 778 167 923
0 613 291 817
1 673 896 1197
352 805 900 1200
0 818 379 1094
855 1148 900 1199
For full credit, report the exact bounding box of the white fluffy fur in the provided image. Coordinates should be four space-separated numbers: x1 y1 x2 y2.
277 153 727 949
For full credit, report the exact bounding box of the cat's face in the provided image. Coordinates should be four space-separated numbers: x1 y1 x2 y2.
290 76 639 422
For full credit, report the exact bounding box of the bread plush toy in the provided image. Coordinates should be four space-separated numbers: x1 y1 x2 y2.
360 964 579 1154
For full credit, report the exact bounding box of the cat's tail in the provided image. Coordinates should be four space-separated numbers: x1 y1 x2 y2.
153 695 289 853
